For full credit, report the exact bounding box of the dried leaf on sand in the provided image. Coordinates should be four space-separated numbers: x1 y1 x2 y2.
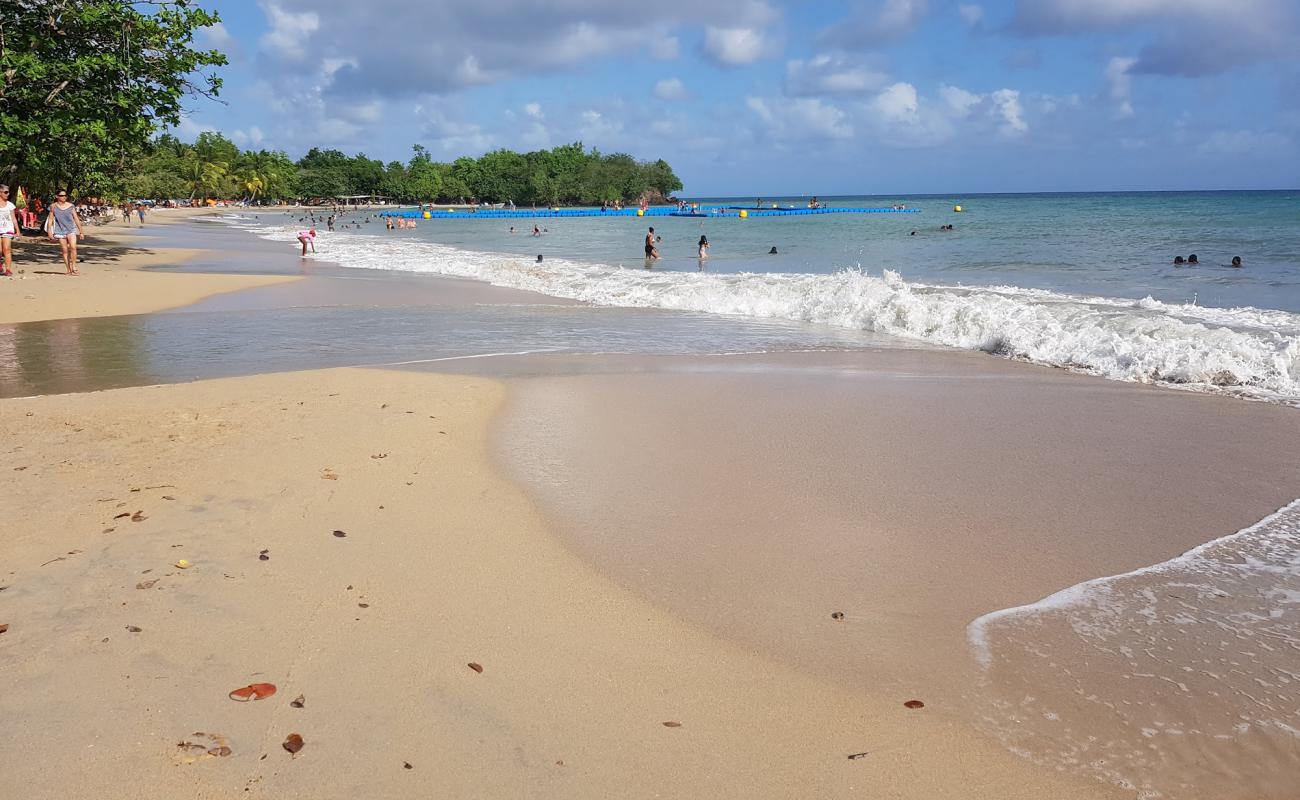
229 683 277 702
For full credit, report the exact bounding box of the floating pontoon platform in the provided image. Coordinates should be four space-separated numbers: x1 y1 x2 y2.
380 205 920 220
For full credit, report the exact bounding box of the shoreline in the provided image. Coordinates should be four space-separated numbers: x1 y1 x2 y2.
0 208 299 325
1 216 1296 797
0 366 1118 799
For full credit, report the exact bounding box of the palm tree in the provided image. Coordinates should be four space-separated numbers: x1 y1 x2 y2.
233 158 265 203
180 147 229 202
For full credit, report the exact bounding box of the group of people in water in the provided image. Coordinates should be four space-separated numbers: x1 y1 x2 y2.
1175 254 1243 268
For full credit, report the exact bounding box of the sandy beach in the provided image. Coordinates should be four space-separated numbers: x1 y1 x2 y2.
0 209 297 325
2 216 1297 798
0 367 1118 800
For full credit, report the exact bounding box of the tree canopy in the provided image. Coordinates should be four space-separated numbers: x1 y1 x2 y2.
0 0 226 195
123 135 685 205
0 2 684 204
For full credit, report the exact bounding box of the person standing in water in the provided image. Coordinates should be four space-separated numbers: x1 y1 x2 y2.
697 234 709 259
297 228 317 255
45 190 84 275
0 185 22 276
645 226 660 261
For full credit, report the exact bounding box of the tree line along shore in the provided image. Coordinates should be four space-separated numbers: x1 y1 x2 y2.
124 134 684 207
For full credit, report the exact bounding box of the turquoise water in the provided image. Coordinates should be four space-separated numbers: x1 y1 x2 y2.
299 191 1300 312
253 190 1300 403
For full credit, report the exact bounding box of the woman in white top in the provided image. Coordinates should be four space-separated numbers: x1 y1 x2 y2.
0 184 21 276
44 190 85 275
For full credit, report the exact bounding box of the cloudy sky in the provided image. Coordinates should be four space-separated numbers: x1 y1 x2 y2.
184 0 1300 195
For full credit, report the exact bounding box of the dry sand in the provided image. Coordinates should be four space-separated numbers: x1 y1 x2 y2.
0 210 297 324
0 367 1119 799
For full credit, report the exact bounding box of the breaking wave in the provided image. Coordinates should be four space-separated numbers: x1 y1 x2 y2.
232 220 1300 404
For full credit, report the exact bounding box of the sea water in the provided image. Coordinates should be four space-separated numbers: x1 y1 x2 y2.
229 192 1300 797
240 190 1300 405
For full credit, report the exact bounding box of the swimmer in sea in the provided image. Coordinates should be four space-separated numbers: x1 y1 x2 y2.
1174 256 1185 265
698 234 709 259
1188 254 1199 264
1231 256 1243 268
645 227 660 261
533 225 541 237
768 246 778 254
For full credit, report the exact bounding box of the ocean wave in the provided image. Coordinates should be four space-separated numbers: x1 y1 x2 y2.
965 498 1300 798
230 220 1300 404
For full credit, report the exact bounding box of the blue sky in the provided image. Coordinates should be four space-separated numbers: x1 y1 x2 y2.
182 0 1300 195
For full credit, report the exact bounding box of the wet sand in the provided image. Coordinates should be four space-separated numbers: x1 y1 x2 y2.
0 367 1117 800
0 210 298 324
3 217 1297 797
491 349 1300 797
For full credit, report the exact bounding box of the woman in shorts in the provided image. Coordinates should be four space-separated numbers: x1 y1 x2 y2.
0 184 22 276
45 190 84 275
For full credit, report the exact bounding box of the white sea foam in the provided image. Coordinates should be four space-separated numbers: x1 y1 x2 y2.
966 498 1300 798
230 220 1300 404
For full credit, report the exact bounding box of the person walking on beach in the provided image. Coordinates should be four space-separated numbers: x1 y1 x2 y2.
645 226 660 261
297 228 317 255
0 185 22 276
45 191 84 275
136 204 146 226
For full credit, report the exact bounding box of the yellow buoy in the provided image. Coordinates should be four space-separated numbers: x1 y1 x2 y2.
953 205 962 213
771 203 777 209
636 209 645 217
422 211 431 219
739 209 748 218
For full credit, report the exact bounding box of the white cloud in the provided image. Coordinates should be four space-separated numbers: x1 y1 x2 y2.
198 21 235 51
873 82 920 124
990 88 1027 135
523 103 544 120
578 109 625 144
864 83 1028 145
420 106 493 155
1011 0 1299 75
254 3 783 97
175 117 216 139
654 78 688 101
958 4 985 28
823 0 929 48
1105 56 1137 119
650 36 680 60
747 96 852 140
231 127 266 148
939 85 981 117
259 1 320 61
702 26 776 66
1196 129 1290 156
785 54 889 96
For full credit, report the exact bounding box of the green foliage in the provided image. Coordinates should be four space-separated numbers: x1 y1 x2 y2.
0 0 227 196
121 137 685 205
